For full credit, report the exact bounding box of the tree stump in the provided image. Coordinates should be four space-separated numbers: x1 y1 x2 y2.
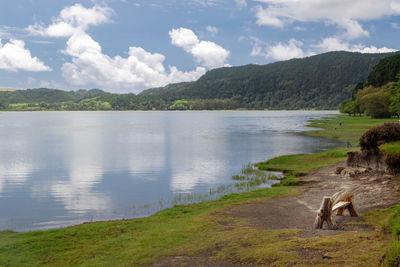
314 196 337 229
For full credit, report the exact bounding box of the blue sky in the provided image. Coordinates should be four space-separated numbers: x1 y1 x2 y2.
0 0 399 93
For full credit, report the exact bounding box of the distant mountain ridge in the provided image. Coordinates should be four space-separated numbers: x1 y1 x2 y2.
0 51 396 111
139 51 395 109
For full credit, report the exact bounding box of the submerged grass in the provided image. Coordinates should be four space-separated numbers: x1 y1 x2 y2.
1 114 399 266
231 163 280 191
1 186 394 266
0 187 297 266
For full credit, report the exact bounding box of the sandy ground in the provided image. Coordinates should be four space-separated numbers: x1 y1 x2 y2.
150 162 400 267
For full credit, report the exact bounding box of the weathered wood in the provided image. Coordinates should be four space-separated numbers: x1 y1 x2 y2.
331 189 354 206
314 196 337 230
332 191 358 217
336 197 358 217
314 189 359 230
332 201 351 211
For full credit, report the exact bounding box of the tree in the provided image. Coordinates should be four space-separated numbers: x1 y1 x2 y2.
356 85 391 118
367 53 400 87
169 99 190 110
340 100 361 116
389 72 400 117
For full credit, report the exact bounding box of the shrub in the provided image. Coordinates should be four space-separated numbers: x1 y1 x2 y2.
383 152 400 174
360 123 400 151
380 142 400 174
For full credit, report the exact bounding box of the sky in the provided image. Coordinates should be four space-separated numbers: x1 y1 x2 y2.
0 0 399 93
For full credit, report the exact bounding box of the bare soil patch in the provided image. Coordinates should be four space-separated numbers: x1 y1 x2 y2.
150 161 399 266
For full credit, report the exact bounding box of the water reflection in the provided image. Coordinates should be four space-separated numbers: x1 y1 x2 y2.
0 111 342 231
0 161 33 193
50 115 110 213
171 159 225 192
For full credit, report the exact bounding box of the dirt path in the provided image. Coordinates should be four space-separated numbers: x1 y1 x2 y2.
150 162 400 266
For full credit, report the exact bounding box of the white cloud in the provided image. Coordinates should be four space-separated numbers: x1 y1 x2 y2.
254 0 400 39
169 27 230 68
192 0 224 6
0 39 51 72
293 26 306 31
317 37 397 53
338 19 369 39
29 40 55 45
27 4 207 92
254 5 285 28
206 25 218 35
27 3 113 38
235 0 247 8
392 1 400 12
61 31 206 92
316 37 350 52
39 81 51 88
251 37 313 61
392 22 400 29
191 41 230 67
252 36 397 62
169 27 199 52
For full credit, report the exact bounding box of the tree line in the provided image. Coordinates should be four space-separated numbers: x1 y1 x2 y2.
0 51 396 111
339 54 400 118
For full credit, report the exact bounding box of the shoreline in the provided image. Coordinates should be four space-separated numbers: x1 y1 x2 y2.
0 109 340 112
0 114 389 232
0 114 399 266
0 110 340 232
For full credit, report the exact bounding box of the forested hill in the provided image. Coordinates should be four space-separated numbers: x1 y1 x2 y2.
339 53 400 118
0 51 396 111
140 51 394 109
0 88 109 110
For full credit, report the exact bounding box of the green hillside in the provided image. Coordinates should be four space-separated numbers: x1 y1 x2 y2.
0 88 109 111
0 51 396 111
340 53 400 118
139 51 394 110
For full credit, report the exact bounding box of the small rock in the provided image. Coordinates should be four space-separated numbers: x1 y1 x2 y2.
335 167 345 174
322 255 332 259
383 174 392 179
341 169 356 177
369 177 382 183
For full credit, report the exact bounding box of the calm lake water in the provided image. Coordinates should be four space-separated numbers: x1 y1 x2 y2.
0 111 342 231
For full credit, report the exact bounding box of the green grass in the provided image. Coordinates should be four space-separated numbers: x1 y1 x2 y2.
380 141 400 174
386 205 400 266
0 187 297 266
363 204 400 266
1 114 399 266
307 115 397 146
2 188 393 267
255 149 351 176
380 141 400 154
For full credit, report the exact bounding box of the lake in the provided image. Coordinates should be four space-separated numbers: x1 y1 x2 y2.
0 111 342 231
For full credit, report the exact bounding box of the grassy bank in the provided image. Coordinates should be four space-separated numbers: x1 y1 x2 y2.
0 187 297 266
0 114 399 266
307 115 396 146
